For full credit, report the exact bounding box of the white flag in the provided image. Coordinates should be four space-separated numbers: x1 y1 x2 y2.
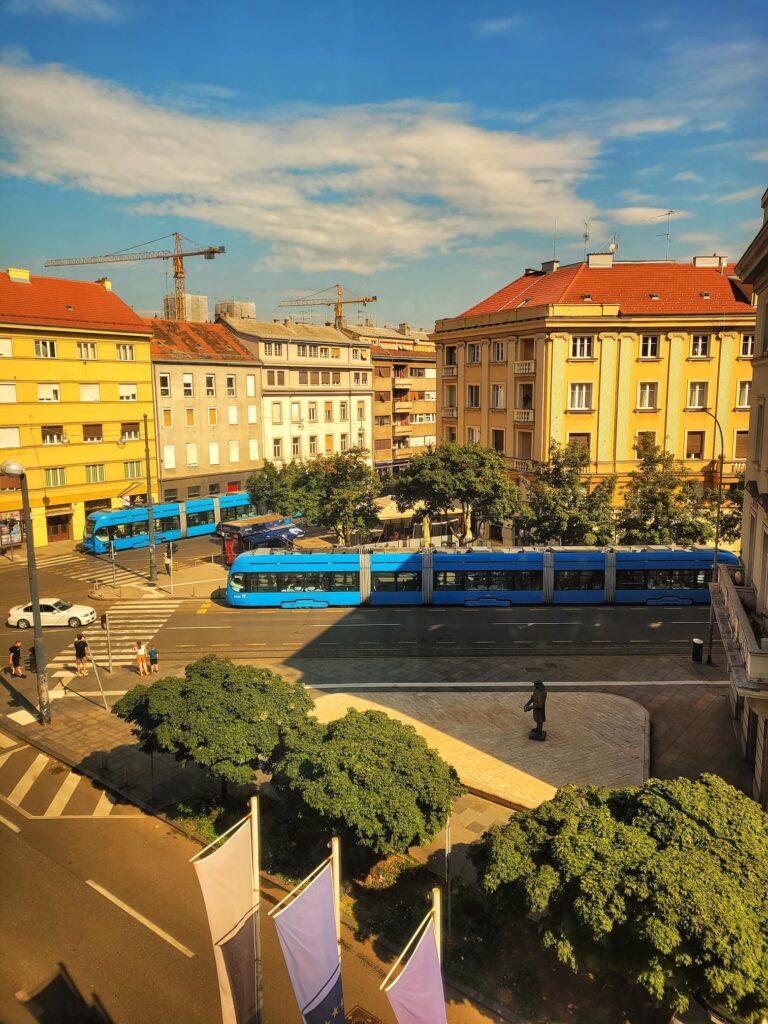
272 863 345 1024
193 821 257 1024
385 918 447 1024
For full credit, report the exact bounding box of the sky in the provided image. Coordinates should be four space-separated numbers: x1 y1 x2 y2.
0 0 766 329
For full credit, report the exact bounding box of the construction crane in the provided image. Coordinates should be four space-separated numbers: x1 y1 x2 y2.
45 232 225 321
278 283 377 330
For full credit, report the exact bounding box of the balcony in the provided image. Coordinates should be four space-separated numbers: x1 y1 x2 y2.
509 458 533 472
514 408 534 423
393 420 412 435
394 399 412 411
392 376 414 390
442 406 457 419
710 567 768 686
514 360 535 374
442 365 458 377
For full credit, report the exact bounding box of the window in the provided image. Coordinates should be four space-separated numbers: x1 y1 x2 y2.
688 381 708 409
208 408 218 426
247 405 257 424
636 430 656 450
273 438 282 459
229 440 240 462
246 374 256 397
117 344 135 361
375 415 391 427
264 343 273 356
691 335 710 358
162 408 173 428
38 383 60 402
467 343 481 364
209 483 220 495
35 339 56 358
159 374 171 397
310 371 320 385
206 374 216 396
81 383 100 402
322 371 331 385
320 346 329 358
41 425 65 445
83 423 102 443
298 371 309 385
491 429 505 452
308 345 318 357
297 344 307 357
570 336 593 359
492 340 505 362
120 421 140 440
685 431 705 459
568 432 590 452
228 406 238 425
637 382 658 410
467 426 479 443
754 401 765 463
309 436 318 454
185 408 195 427
332 372 341 384
77 341 97 360
308 403 317 422
164 488 178 501
267 370 285 385
292 436 301 456
162 445 176 470
372 571 422 593
352 348 360 360
0 338 11 358
186 443 198 467
209 441 220 465
274 343 283 356
467 384 480 408
339 401 348 420
0 426 20 447
741 334 755 358
123 461 142 480
357 402 365 421
434 569 542 592
554 570 605 591
569 383 592 410
640 335 659 358
249 439 259 461
182 373 193 397
325 402 333 422
737 381 751 409
491 384 505 409
82 462 105 485
291 401 302 423
735 431 749 460
187 486 202 499
325 434 333 452
118 384 137 402
272 402 282 425
340 433 348 451
445 346 457 366
0 381 16 403
44 467 66 487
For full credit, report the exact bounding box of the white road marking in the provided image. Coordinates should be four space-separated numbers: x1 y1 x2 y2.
0 732 18 749
86 880 195 957
93 790 115 817
0 813 21 833
43 773 82 817
308 679 729 689
8 754 48 805
165 626 231 630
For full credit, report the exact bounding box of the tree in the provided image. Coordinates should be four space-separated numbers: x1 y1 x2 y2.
616 435 714 545
245 459 309 519
113 655 314 798
472 774 768 1016
271 708 465 855
392 442 522 545
717 472 745 544
520 441 616 545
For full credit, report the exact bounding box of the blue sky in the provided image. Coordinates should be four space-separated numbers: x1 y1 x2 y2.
0 0 766 328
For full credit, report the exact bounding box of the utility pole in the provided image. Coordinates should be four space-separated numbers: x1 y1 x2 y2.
704 409 725 664
144 413 157 582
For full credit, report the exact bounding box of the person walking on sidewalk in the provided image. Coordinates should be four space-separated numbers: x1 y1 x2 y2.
148 644 159 674
134 640 148 676
73 633 90 677
163 548 172 576
7 639 23 677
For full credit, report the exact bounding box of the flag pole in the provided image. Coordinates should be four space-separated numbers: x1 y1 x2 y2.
269 854 333 917
432 887 442 964
250 795 264 1023
330 836 341 949
379 908 433 990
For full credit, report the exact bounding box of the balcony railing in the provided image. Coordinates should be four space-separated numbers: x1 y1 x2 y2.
514 408 534 423
509 458 533 472
514 360 535 374
442 365 457 377
394 400 412 411
710 568 768 685
392 376 414 389
441 406 457 418
393 421 412 434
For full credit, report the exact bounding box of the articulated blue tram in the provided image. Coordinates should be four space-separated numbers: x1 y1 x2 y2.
83 492 254 553
226 547 739 609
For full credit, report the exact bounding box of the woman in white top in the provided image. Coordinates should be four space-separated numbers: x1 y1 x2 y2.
134 641 148 676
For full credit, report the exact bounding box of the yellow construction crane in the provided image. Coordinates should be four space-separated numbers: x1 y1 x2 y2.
278 283 377 330
45 232 225 321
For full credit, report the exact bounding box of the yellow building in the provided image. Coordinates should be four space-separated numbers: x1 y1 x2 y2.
433 253 756 496
0 268 156 547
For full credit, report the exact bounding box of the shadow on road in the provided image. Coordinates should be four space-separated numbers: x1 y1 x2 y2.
17 961 114 1024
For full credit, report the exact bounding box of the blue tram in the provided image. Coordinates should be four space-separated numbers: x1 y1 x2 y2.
226 547 739 609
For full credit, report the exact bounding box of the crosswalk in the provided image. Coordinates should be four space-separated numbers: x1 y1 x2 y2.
34 551 147 589
0 731 141 818
47 600 182 673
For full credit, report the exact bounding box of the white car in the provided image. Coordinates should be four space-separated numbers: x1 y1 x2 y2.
7 599 97 630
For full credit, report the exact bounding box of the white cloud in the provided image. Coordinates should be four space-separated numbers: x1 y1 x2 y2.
3 0 122 20
751 150 768 161
714 186 764 204
739 218 763 233
608 116 686 138
610 207 691 226
470 16 524 37
0 59 600 273
673 171 702 182
619 189 657 203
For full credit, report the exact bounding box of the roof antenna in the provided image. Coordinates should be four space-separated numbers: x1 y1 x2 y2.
552 220 560 261
648 210 676 260
582 220 590 261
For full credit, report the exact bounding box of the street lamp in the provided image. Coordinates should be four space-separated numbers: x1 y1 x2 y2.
703 409 725 665
116 413 156 582
0 459 50 724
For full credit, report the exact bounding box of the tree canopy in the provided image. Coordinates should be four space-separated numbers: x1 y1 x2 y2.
472 774 768 1016
271 708 465 855
245 460 308 520
717 472 745 544
391 442 522 544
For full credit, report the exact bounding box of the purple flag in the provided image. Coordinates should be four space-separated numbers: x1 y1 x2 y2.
385 918 447 1024
272 863 345 1024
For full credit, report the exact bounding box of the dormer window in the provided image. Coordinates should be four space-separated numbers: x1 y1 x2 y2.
700 291 710 300
649 293 660 300
581 293 592 301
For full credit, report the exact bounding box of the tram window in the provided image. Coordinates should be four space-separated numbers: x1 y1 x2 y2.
617 568 710 590
372 571 421 592
94 526 110 542
554 570 604 590
230 573 245 593
434 569 542 591
434 571 462 590
616 570 645 589
188 509 215 528
155 515 180 532
236 570 359 593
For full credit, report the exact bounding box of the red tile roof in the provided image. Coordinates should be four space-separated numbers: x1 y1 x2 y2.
147 318 257 363
0 270 151 333
460 261 754 317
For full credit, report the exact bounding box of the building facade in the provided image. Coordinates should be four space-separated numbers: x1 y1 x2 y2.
0 268 156 547
163 293 209 323
219 317 373 465
148 319 263 501
215 299 257 320
433 254 755 493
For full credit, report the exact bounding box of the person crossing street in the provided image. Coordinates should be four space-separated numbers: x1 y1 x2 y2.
73 633 90 677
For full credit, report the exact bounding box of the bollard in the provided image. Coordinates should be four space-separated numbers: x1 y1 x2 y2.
691 638 704 663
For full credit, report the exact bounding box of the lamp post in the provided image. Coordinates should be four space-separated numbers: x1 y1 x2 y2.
703 409 725 665
0 460 50 724
143 413 157 582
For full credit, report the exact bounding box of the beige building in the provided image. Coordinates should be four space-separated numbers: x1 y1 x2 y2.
219 317 373 464
163 293 209 323
215 299 257 320
713 190 768 808
148 319 263 501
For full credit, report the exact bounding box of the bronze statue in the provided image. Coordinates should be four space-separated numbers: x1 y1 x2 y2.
524 679 547 741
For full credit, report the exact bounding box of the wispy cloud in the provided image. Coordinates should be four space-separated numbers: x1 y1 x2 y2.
673 171 702 182
3 0 123 20
739 217 763 233
470 16 525 37
611 207 690 226
714 185 764 204
618 189 657 203
751 149 768 161
609 116 686 138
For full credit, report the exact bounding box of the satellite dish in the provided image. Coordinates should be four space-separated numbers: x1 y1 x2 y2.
608 240 618 254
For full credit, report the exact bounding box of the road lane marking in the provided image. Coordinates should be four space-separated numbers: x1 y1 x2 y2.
43 773 82 817
166 626 232 630
0 732 18 749
8 754 48 805
86 880 195 957
0 813 20 833
93 790 115 817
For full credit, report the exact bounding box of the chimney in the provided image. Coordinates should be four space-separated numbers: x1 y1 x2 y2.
692 254 727 268
541 259 560 274
96 276 112 291
283 318 291 326
586 252 614 268
398 322 411 335
7 267 30 284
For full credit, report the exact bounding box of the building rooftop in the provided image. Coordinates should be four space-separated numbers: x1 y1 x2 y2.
147 318 256 363
221 316 352 344
0 268 152 334
371 344 435 362
459 257 754 318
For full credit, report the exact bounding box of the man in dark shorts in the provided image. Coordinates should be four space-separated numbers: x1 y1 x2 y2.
8 639 23 677
73 633 90 677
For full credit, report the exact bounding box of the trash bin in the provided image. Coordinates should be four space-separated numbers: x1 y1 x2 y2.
691 638 704 663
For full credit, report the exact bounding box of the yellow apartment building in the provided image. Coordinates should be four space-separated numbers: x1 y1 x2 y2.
0 268 156 548
433 253 756 495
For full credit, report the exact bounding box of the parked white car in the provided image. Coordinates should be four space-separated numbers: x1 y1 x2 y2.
7 599 97 630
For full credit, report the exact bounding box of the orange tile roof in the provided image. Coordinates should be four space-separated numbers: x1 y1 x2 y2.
460 261 754 317
147 318 257 363
0 270 151 334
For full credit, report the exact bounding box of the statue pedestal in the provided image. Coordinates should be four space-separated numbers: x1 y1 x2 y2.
529 729 547 742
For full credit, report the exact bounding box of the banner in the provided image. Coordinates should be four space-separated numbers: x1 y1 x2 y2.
272 863 345 1024
193 820 257 1024
385 918 447 1024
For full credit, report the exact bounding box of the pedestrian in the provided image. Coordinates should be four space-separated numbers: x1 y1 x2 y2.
134 640 148 676
73 633 90 677
7 639 23 677
148 644 159 674
523 678 548 741
163 549 172 576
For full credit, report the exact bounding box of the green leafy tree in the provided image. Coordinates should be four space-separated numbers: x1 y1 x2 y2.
245 460 309 519
717 472 745 544
472 774 768 1017
392 442 522 544
302 448 381 545
520 441 616 545
616 435 713 545
113 655 314 798
271 708 465 855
